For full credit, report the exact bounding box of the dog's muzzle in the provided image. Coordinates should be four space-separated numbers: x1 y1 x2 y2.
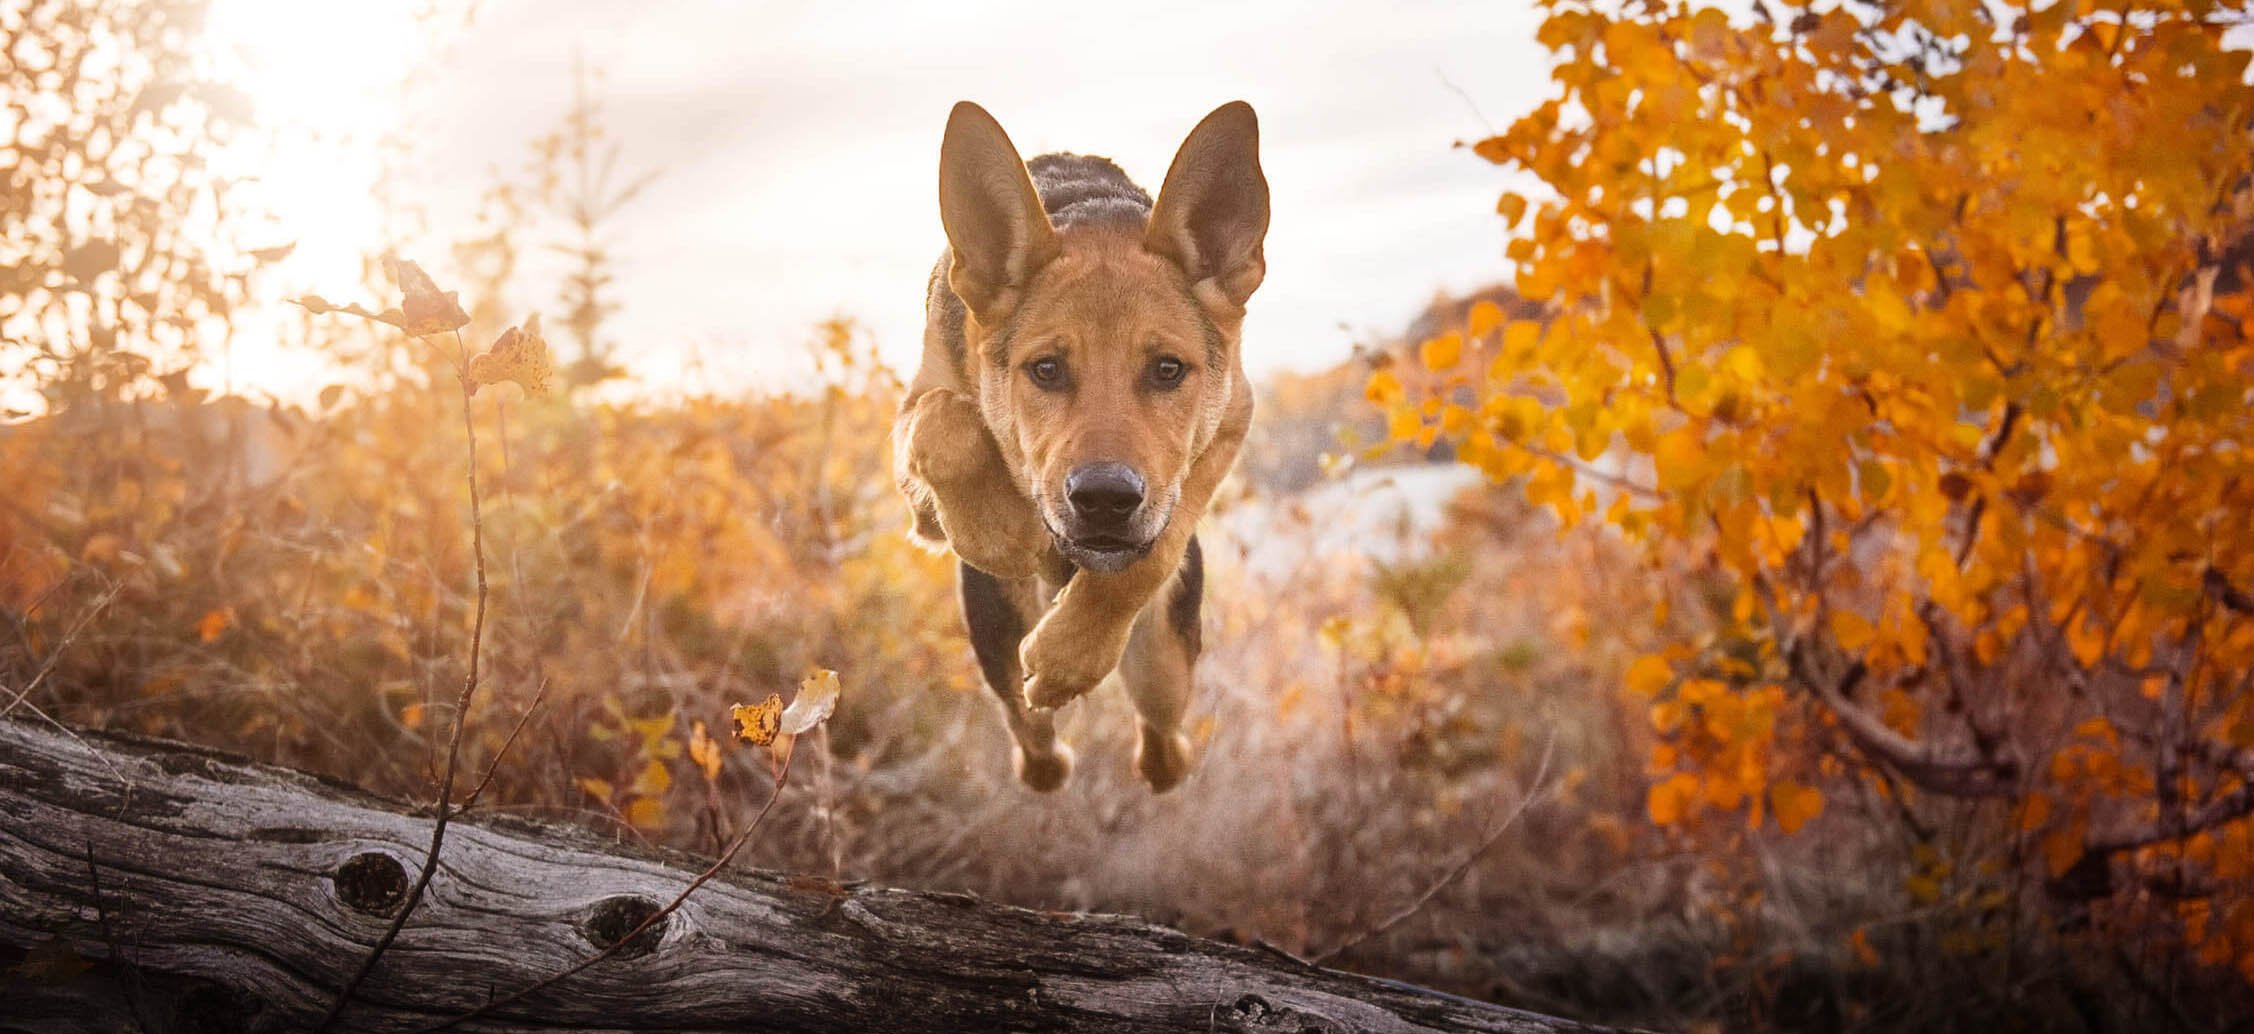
1051 462 1163 572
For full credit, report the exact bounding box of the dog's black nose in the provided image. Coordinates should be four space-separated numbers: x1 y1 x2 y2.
1066 463 1145 523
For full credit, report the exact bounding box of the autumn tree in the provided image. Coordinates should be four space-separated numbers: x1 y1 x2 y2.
0 0 279 619
1389 0 2254 980
0 0 265 413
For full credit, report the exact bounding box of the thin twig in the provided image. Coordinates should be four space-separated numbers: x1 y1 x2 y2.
2 582 122 719
1436 68 1497 137
458 676 549 813
2 581 131 788
317 336 493 1031
1309 733 1559 965
1513 442 1664 500
415 748 799 1032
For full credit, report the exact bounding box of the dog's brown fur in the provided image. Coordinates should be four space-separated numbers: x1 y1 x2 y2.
893 101 1267 792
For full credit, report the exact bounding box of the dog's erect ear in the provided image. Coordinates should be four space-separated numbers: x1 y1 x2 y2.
1146 101 1269 312
939 102 1057 320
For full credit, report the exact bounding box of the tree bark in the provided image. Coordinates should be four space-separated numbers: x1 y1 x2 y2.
0 718 1618 1034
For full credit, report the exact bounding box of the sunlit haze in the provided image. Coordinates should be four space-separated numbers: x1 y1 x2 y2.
204 0 1551 401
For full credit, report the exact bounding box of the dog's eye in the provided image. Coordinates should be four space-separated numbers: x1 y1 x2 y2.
1026 357 1066 389
1150 356 1187 387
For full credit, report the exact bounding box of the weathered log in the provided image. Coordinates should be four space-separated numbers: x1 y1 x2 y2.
0 718 1618 1033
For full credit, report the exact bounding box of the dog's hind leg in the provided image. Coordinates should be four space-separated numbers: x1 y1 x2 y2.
1116 536 1203 792
958 561 1074 791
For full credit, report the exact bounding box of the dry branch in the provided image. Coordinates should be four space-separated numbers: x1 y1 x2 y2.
0 718 1618 1033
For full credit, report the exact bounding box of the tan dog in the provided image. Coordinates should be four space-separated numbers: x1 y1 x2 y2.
892 101 1267 792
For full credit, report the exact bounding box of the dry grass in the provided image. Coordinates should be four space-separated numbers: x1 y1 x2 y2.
6 357 2249 1032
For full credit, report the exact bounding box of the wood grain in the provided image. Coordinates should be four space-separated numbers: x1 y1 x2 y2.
0 718 1619 1033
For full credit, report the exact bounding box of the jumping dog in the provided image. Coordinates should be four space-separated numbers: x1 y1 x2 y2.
892 101 1268 792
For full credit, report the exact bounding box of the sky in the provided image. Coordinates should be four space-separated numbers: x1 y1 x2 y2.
208 1 1554 398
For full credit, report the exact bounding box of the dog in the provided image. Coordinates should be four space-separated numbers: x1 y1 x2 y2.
892 101 1268 792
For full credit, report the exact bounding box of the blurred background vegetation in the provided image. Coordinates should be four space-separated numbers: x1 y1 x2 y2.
5 1 2253 1031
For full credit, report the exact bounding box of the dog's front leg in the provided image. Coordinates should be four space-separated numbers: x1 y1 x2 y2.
895 388 1050 580
1020 394 1250 709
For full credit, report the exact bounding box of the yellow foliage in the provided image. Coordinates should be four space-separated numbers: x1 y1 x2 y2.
1397 0 2254 977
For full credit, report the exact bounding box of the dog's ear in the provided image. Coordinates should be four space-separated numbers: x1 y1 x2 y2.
1146 101 1269 312
939 102 1058 320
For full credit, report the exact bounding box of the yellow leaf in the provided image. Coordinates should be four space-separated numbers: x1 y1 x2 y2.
731 694 783 747
2065 221 2100 275
1386 403 1422 443
576 776 614 801
631 758 672 797
466 313 554 398
1720 345 1763 382
1420 332 1464 371
623 797 665 830
1468 300 1506 338
1501 320 1543 359
1364 368 1404 406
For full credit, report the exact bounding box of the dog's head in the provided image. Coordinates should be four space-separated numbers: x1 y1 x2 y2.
938 101 1268 572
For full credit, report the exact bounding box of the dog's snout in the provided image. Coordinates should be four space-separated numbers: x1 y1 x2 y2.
1065 463 1145 522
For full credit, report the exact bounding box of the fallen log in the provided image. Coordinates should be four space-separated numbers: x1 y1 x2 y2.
0 717 1618 1033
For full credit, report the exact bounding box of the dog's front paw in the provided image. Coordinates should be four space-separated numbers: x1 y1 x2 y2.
948 506 1049 580
1020 622 1119 710
904 390 994 487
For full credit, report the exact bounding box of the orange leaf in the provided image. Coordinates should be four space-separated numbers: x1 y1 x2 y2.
1770 779 1824 834
1420 332 1464 372
688 721 723 781
1625 654 1673 696
2042 823 2086 878
1848 927 1880 968
1828 610 1874 653
624 797 665 830
2017 791 2053 833
1647 772 1698 827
